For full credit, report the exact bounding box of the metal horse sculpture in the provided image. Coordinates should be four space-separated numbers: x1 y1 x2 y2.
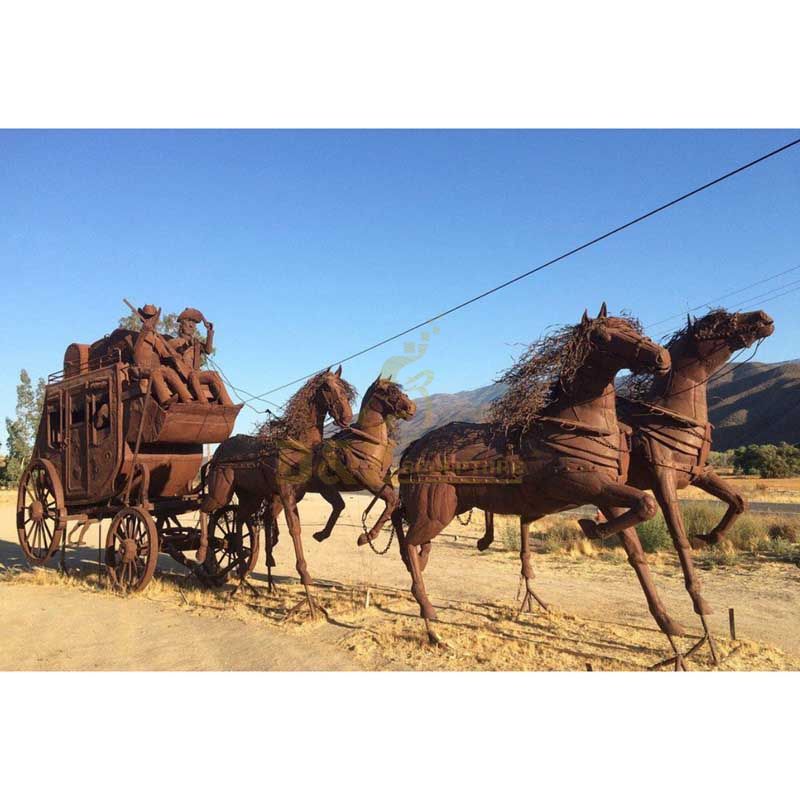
593 308 774 662
478 308 774 666
394 305 674 652
201 367 355 610
310 377 417 546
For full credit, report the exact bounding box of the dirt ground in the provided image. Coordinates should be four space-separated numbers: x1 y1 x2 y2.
1 490 799 670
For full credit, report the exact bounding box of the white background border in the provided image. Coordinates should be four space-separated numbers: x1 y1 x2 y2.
1 1 798 796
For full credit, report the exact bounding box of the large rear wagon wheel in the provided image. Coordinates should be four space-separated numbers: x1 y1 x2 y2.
17 458 66 565
105 507 159 592
203 505 260 586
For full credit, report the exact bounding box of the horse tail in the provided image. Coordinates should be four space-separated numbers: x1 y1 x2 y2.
200 461 236 514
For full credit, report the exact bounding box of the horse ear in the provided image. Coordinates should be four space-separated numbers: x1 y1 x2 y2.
687 313 693 331
598 302 608 318
335 364 342 377
581 309 590 324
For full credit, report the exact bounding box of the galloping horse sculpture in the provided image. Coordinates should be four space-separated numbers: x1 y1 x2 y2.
478 308 774 665
394 305 676 653
597 308 774 661
310 377 416 546
201 367 355 611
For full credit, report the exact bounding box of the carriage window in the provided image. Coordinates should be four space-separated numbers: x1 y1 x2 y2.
70 394 85 426
89 384 111 444
47 402 61 448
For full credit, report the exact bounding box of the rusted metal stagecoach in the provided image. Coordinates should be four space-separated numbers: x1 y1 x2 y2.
16 328 258 592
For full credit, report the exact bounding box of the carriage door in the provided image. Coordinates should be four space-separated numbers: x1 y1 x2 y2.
87 377 116 497
65 386 89 497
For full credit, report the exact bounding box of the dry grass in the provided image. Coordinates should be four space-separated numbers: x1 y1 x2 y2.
681 475 800 504
2 560 797 671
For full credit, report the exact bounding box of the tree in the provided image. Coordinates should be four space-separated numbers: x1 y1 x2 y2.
733 443 800 479
3 369 46 485
118 309 179 336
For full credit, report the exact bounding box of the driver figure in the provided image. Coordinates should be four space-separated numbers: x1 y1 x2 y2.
170 307 232 405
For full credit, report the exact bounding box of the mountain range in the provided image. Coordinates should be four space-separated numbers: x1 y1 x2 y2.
392 359 800 454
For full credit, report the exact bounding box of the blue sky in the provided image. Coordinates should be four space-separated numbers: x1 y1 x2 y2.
1 129 799 438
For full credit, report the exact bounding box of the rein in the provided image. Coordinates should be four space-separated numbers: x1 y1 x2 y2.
361 468 397 556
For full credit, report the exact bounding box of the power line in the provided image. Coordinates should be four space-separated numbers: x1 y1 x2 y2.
206 355 283 414
645 263 800 331
249 135 800 401
733 280 800 310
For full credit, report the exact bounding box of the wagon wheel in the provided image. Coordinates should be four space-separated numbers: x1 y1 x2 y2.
17 458 66 565
203 505 260 586
105 507 159 592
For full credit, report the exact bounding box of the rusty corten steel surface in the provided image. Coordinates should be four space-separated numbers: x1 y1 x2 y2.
17 300 244 592
479 307 775 666
393 304 682 652
308 377 416 547
202 366 356 612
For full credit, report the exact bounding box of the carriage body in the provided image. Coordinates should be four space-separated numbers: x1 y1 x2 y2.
17 333 257 591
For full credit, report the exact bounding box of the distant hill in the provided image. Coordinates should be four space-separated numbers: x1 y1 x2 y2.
391 360 800 455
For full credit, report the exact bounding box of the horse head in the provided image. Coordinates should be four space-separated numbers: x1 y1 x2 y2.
318 365 355 428
684 308 774 363
582 303 671 377
366 376 417 421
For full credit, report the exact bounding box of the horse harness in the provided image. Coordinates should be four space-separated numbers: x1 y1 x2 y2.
399 415 631 486
619 398 713 482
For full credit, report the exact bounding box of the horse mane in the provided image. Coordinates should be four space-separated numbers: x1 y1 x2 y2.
619 307 727 400
487 313 642 429
257 371 357 442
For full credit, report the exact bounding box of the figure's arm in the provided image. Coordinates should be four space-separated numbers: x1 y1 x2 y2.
156 335 191 378
202 319 214 355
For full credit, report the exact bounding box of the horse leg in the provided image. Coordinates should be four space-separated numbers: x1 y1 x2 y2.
312 485 345 542
651 469 719 666
577 481 658 540
601 507 686 638
402 484 456 646
404 529 445 645
573 480 688 669
516 515 548 617
477 511 494 551
279 487 324 621
224 494 264 599
392 507 410 569
358 482 397 546
690 468 748 547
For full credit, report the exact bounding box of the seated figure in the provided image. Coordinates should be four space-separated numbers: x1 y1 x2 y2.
169 307 233 405
132 304 193 405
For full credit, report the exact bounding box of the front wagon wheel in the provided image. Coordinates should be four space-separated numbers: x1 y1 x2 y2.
203 505 260 586
105 507 159 592
17 458 66 565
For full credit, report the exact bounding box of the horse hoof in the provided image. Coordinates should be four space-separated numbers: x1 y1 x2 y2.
694 600 713 616
660 618 686 637
578 518 600 540
476 537 491 551
356 532 374 546
312 531 329 543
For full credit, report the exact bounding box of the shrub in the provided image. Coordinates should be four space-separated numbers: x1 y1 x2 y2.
768 521 799 543
540 519 584 553
727 515 771 553
497 516 520 551
635 513 671 552
680 501 722 539
696 541 740 569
